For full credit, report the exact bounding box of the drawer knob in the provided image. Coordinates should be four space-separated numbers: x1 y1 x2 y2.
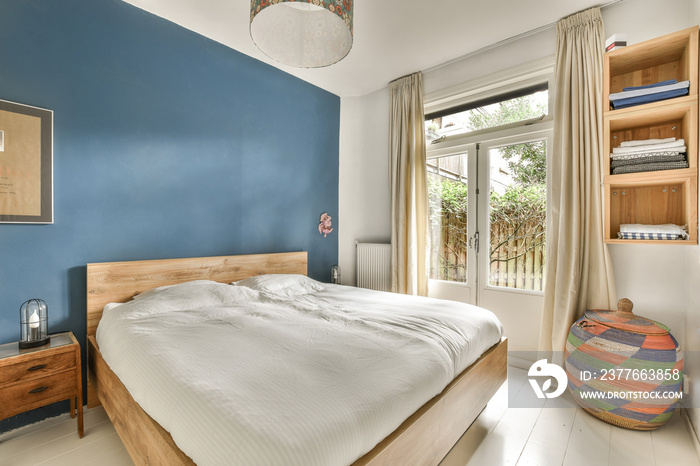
27 364 47 372
28 386 49 394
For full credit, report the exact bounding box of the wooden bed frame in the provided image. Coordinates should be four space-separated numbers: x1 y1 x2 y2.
86 251 507 466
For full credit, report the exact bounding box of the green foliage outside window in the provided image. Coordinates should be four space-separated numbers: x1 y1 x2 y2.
428 92 547 289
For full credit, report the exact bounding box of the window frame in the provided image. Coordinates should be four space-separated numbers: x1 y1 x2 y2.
424 57 554 297
479 131 552 296
424 56 555 151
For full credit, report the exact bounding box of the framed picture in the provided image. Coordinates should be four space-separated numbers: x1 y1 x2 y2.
0 99 53 224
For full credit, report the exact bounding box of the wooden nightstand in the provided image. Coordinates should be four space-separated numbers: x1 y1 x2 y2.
0 332 83 437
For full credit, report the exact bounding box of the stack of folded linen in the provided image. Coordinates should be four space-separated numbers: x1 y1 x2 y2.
610 137 688 175
609 79 690 109
617 223 689 240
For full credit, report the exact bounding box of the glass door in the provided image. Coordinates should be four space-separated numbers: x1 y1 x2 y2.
425 78 552 350
476 132 551 349
427 144 477 304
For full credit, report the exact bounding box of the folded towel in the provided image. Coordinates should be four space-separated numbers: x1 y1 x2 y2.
610 150 684 161
611 161 688 174
610 153 686 168
610 80 690 101
623 80 677 91
611 88 690 109
619 137 676 147
619 223 689 239
617 232 684 240
612 139 685 155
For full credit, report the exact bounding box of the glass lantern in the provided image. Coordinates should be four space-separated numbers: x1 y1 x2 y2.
19 299 50 349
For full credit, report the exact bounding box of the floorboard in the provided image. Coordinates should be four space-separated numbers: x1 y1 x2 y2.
0 366 697 466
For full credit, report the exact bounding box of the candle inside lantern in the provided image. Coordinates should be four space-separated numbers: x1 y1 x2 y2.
28 309 40 341
19 299 49 349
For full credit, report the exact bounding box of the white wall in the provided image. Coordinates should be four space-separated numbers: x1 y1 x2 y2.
338 91 392 286
686 225 700 443
422 28 555 96
684 0 700 445
604 0 695 44
604 1 699 441
600 1 696 356
338 0 696 350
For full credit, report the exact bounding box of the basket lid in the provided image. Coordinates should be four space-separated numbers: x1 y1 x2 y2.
584 298 669 335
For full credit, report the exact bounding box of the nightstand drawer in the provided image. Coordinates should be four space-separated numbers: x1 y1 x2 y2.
0 332 83 437
0 369 77 419
0 350 75 385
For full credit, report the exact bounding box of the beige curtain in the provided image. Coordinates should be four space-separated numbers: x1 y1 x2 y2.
539 8 616 352
389 72 429 296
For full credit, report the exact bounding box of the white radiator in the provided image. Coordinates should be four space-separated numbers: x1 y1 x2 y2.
356 242 391 292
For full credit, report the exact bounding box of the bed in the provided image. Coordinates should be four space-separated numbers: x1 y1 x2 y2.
86 251 507 465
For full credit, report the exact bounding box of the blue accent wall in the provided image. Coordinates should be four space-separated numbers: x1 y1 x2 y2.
0 0 339 432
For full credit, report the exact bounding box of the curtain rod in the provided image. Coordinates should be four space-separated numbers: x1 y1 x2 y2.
422 0 624 75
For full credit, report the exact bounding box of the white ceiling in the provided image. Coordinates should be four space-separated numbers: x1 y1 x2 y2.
123 0 605 97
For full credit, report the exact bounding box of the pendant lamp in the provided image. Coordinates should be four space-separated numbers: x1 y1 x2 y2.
250 0 354 68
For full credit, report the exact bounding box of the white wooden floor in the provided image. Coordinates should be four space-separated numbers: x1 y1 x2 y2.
0 367 698 466
441 367 700 466
0 407 133 466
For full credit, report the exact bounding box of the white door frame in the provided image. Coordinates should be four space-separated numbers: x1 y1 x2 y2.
427 143 478 304
476 129 552 304
427 121 552 305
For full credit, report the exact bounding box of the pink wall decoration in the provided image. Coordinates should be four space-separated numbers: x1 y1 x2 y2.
318 212 333 237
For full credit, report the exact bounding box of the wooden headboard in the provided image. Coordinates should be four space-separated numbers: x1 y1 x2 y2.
86 251 308 339
85 252 307 408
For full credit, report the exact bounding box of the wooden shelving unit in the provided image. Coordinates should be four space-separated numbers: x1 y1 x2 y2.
603 26 699 244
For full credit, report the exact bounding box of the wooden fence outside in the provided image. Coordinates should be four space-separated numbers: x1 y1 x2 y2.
429 211 546 291
488 219 545 291
429 211 468 282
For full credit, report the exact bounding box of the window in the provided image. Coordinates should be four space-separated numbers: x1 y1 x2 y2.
426 84 549 293
428 153 469 282
487 140 546 291
425 84 548 142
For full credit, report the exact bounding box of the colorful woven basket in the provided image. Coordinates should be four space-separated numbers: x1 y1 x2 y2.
565 299 683 430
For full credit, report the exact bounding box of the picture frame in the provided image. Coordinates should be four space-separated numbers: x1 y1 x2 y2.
0 99 53 224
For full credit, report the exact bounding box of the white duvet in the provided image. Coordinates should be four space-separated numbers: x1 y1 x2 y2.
96 276 503 466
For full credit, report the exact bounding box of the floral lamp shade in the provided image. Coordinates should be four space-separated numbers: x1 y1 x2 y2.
250 0 353 68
